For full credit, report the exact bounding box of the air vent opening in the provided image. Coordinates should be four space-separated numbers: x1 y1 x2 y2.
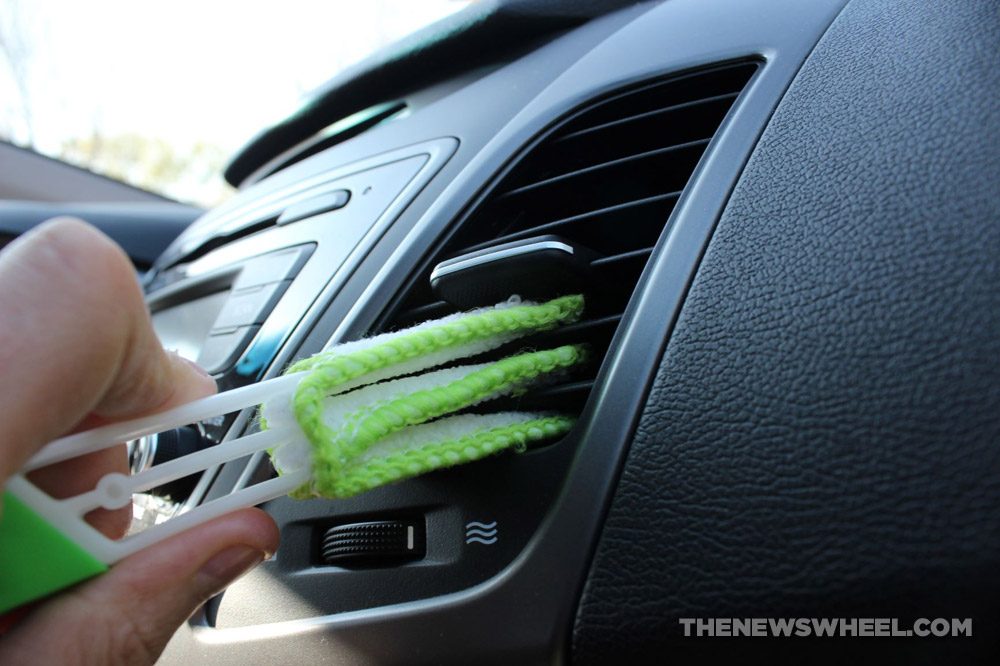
377 61 758 427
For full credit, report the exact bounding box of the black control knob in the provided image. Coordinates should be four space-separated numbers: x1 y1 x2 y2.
320 519 425 567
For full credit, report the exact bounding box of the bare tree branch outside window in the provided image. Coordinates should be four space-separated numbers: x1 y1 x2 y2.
0 0 35 148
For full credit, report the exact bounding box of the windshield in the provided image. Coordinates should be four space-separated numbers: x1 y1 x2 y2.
0 0 469 207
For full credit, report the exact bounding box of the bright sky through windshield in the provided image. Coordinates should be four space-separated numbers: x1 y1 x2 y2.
0 0 469 206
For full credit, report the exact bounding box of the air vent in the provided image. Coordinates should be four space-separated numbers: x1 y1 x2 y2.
379 61 757 418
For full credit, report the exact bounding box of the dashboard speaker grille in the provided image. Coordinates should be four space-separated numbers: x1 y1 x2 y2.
379 61 757 417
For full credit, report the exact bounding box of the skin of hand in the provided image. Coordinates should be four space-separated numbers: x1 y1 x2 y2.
0 219 280 665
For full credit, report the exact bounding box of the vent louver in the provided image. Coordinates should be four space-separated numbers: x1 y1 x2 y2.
379 61 757 418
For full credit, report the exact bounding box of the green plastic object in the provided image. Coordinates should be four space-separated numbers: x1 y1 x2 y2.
0 490 108 613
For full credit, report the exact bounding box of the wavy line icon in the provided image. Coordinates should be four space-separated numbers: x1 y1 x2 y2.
465 536 498 545
465 520 498 545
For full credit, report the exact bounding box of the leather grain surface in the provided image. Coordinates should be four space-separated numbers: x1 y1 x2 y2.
572 0 1000 662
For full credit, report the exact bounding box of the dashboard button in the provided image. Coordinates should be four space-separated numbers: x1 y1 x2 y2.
233 247 308 290
277 189 350 226
213 280 290 329
196 325 259 374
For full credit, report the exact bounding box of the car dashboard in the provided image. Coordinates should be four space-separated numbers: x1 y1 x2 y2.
143 0 1000 663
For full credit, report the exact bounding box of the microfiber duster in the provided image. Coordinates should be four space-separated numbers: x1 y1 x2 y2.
0 294 586 612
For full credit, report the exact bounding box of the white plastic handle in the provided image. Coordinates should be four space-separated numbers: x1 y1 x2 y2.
25 372 304 472
14 371 310 564
7 464 308 563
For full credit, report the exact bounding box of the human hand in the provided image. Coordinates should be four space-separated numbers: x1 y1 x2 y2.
0 219 279 665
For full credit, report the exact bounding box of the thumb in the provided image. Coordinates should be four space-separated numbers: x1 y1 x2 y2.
0 508 279 665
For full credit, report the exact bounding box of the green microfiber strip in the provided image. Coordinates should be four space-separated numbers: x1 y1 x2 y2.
289 294 583 470
326 415 575 498
294 344 587 498
287 294 582 376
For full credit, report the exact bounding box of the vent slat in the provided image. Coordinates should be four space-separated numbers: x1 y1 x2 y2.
591 247 655 267
555 91 741 144
500 138 711 201
377 61 758 445
558 62 757 132
460 192 680 254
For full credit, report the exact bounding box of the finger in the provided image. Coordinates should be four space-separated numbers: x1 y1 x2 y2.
0 508 279 665
73 351 219 431
27 447 132 538
0 218 216 483
25 352 218 538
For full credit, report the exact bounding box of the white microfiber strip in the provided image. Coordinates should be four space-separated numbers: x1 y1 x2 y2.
268 361 501 473
355 412 544 463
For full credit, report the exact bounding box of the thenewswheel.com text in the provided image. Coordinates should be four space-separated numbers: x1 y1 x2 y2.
678 618 971 638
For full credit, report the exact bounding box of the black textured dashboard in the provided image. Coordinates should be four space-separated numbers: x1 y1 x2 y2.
149 0 999 662
573 0 1000 663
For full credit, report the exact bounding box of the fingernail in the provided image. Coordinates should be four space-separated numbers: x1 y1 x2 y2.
197 546 265 595
176 353 213 381
166 349 212 381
